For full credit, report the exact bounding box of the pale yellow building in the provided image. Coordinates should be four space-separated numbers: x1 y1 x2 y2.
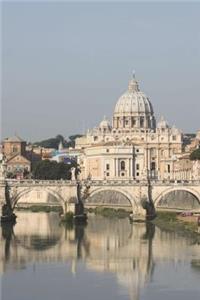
76 75 183 180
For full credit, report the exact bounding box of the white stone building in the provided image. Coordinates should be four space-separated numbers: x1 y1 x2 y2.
75 75 183 180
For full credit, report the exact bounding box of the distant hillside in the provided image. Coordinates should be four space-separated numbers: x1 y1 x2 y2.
33 134 83 149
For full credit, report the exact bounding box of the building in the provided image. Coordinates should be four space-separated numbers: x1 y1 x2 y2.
51 141 81 164
2 136 31 178
75 74 183 181
173 130 200 180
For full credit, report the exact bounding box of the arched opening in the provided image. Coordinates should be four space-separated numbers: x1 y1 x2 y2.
157 190 200 210
12 188 65 214
85 190 133 211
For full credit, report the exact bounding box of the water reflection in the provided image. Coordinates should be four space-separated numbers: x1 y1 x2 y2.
1 212 200 300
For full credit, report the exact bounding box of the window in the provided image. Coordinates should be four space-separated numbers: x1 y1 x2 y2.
136 149 139 153
131 117 136 127
120 161 125 171
136 163 140 170
167 164 170 173
151 162 156 170
121 172 125 177
12 146 18 153
106 149 109 153
136 172 139 176
140 117 144 127
94 136 98 141
106 172 109 177
106 164 110 170
172 135 176 141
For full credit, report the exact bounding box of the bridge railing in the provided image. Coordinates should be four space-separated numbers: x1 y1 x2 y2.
4 178 200 186
83 179 200 186
6 179 77 186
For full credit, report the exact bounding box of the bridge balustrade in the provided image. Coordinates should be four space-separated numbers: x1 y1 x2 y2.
4 178 200 187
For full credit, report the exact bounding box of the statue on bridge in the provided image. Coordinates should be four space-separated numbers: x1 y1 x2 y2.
0 182 17 224
0 153 7 180
71 166 81 181
141 178 156 221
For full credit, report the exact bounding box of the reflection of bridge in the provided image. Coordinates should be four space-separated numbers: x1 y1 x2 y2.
0 179 200 217
1 213 200 300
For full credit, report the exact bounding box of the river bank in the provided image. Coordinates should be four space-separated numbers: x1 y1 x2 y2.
152 211 200 238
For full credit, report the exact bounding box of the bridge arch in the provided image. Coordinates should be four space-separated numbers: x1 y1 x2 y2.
11 187 66 212
85 187 139 212
154 187 200 210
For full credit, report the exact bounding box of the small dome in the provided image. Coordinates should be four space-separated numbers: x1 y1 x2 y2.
196 130 200 140
99 117 111 129
157 116 169 129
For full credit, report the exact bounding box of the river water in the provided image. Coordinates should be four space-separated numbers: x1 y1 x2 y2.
0 211 200 300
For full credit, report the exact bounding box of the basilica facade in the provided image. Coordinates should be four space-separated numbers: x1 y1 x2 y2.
75 75 183 181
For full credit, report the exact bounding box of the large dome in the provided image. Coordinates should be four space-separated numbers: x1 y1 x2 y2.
113 75 156 130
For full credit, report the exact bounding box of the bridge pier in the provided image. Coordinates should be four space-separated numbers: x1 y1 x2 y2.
0 180 6 221
64 201 76 215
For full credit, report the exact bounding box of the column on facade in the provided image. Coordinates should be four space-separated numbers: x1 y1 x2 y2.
156 148 159 178
147 147 150 175
143 146 147 178
101 158 105 180
129 158 132 178
116 158 119 178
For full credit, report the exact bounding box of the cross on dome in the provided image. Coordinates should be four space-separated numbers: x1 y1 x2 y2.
132 70 136 79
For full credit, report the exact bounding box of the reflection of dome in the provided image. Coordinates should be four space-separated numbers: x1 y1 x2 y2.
113 75 156 130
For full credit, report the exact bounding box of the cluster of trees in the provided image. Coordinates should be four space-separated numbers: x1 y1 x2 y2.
190 148 200 161
33 134 83 149
32 160 77 180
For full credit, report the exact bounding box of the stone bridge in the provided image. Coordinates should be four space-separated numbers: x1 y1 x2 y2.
0 179 200 217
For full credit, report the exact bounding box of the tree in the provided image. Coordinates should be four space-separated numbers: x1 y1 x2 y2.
190 148 200 161
33 134 83 149
65 134 83 148
32 160 77 180
34 135 66 149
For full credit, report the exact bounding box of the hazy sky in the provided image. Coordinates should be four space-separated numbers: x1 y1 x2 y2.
1 1 200 142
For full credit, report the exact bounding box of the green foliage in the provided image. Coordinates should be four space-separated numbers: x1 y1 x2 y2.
190 148 200 161
32 160 75 180
34 135 63 149
153 211 199 238
33 134 83 149
65 135 83 148
88 207 130 218
16 205 63 213
61 212 74 223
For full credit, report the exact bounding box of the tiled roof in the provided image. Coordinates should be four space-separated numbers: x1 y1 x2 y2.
4 135 25 143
